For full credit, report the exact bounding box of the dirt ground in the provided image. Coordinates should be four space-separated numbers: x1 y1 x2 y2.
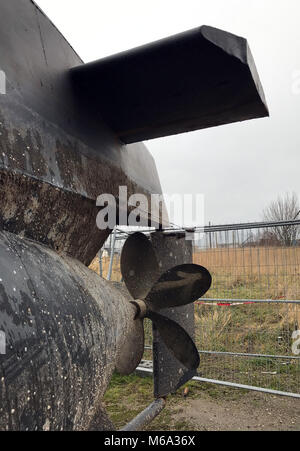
172 390 300 431
104 374 300 431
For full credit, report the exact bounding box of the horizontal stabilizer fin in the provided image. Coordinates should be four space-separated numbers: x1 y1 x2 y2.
71 26 269 144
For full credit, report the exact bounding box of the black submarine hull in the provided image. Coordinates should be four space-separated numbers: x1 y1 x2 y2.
0 230 139 431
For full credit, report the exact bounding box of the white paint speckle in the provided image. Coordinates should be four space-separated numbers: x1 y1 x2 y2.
43 419 51 431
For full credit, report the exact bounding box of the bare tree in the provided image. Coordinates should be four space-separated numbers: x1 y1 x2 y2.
263 192 300 246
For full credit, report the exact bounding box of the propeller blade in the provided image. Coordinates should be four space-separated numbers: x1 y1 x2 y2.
121 232 160 299
147 311 200 370
146 264 212 310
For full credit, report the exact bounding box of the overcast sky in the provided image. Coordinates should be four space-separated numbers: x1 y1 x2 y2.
37 0 300 225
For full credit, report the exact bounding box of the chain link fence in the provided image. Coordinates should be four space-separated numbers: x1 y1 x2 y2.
192 222 300 397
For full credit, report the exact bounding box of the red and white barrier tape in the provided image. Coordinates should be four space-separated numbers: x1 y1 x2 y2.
195 301 255 307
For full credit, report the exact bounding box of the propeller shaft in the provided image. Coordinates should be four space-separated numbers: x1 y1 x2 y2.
130 300 148 320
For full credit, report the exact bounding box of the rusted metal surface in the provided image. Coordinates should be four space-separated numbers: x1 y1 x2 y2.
120 398 166 432
0 230 138 431
0 170 111 266
0 0 164 264
149 232 196 398
0 99 158 202
0 95 161 264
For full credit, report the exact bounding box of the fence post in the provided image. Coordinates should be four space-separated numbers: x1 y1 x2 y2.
98 250 103 278
107 228 117 281
0 70 6 95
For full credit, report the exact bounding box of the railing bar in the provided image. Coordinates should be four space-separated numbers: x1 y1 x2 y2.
199 298 300 304
135 367 300 399
144 347 300 360
198 351 300 360
192 377 300 399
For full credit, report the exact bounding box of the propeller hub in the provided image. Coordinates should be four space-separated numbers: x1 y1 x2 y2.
130 300 148 320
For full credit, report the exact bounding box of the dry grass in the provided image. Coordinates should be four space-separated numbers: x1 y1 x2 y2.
89 255 122 282
194 246 300 276
89 246 300 300
194 246 300 301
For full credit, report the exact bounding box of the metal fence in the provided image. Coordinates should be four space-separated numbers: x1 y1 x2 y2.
191 221 300 398
92 220 300 398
